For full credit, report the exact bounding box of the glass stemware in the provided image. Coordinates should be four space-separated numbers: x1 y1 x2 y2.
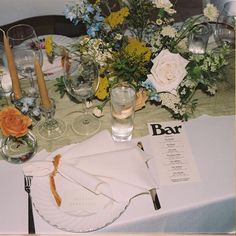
13 48 39 97
214 1 236 49
7 24 43 96
63 53 101 136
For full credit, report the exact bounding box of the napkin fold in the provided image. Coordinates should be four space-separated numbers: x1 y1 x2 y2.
22 130 158 203
23 147 156 203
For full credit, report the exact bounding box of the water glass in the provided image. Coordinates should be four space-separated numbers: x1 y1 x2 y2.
110 83 136 142
188 23 210 54
214 1 236 49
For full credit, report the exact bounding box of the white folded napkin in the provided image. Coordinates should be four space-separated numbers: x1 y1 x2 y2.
47 129 135 161
22 130 157 203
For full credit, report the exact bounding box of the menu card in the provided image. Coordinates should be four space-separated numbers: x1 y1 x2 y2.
147 121 200 185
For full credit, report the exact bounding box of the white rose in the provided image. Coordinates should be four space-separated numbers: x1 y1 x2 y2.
147 49 189 94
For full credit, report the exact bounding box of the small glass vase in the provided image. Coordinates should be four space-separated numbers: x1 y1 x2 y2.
0 131 37 164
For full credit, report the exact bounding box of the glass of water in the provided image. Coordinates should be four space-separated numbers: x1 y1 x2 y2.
214 1 236 49
110 82 136 142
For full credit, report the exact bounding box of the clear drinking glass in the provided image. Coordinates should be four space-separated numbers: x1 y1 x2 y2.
110 83 136 142
7 24 43 96
63 53 101 136
214 1 236 49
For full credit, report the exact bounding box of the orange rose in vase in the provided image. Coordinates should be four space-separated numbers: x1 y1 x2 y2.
0 107 32 138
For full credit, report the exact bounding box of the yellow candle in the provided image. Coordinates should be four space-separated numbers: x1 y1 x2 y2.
3 33 22 100
34 57 51 109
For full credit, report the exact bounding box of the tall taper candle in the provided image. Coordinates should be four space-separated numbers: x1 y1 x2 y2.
3 32 22 100
34 57 51 109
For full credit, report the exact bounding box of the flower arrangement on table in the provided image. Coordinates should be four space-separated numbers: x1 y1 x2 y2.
0 106 37 164
51 0 230 120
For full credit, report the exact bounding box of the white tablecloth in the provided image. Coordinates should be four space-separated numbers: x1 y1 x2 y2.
0 115 235 233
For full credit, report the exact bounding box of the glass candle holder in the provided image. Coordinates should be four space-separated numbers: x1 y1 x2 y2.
36 98 66 140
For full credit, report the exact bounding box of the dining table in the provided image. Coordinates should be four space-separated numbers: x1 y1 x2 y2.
0 34 235 235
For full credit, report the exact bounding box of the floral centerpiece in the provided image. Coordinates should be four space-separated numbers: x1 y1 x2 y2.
52 0 230 120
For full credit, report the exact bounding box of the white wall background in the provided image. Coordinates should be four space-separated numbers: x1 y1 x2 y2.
0 0 70 26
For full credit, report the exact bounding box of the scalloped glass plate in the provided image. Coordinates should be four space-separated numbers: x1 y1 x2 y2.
31 173 128 232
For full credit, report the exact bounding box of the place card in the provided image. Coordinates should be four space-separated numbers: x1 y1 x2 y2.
147 121 200 185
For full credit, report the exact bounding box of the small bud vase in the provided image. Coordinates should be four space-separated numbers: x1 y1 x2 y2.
0 131 37 164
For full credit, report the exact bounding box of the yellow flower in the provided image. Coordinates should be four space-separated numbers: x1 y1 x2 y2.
105 7 129 28
124 38 151 62
45 35 53 57
95 76 109 100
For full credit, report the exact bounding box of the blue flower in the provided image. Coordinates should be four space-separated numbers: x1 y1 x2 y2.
87 22 103 37
141 80 160 102
94 12 104 22
87 26 97 38
141 80 155 90
82 14 91 23
86 4 94 14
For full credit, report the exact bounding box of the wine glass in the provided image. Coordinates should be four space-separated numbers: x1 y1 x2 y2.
7 24 43 95
63 53 101 136
214 1 236 49
13 48 38 97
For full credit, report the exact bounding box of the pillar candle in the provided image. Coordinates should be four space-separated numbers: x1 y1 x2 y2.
3 33 22 100
34 57 51 109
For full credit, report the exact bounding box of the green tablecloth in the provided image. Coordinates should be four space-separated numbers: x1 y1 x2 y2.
0 54 235 158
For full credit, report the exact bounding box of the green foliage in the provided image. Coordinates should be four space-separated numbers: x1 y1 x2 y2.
54 76 66 98
109 50 150 86
126 0 156 40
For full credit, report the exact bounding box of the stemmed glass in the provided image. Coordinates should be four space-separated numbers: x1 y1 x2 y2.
13 48 38 97
7 24 43 96
63 53 101 136
214 1 236 49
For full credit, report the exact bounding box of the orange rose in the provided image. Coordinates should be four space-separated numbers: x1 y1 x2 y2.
0 107 32 138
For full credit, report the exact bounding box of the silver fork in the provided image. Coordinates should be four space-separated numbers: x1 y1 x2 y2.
24 175 35 234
